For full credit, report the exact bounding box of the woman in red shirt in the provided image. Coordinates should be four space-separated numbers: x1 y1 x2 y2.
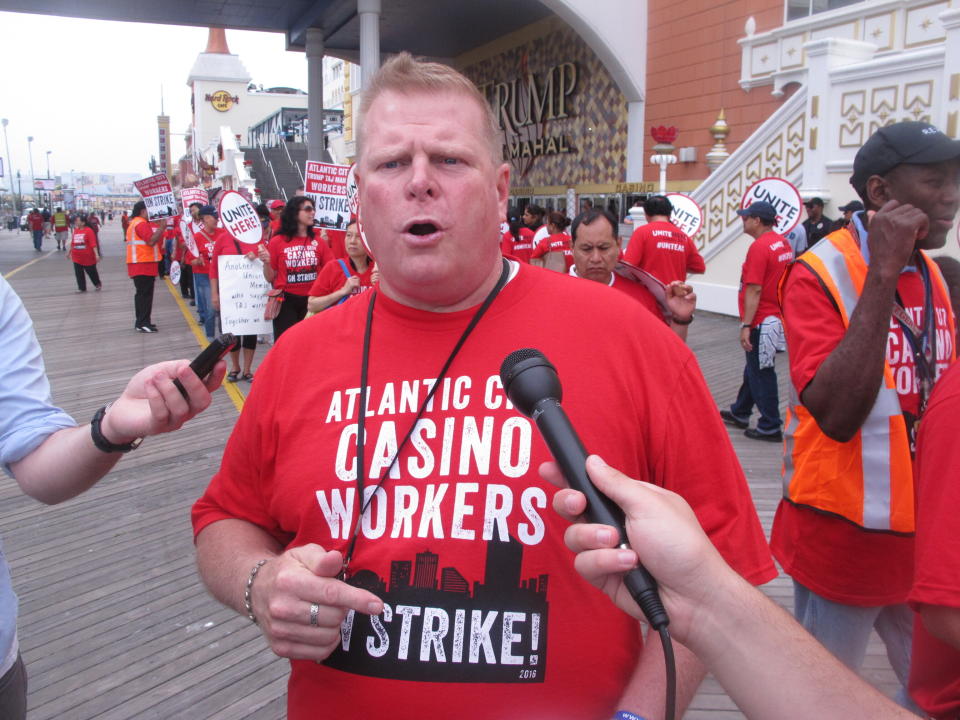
499 211 535 263
258 195 333 340
69 215 101 292
307 220 377 314
531 211 573 272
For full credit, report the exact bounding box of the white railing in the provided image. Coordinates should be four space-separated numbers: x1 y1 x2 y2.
691 87 807 260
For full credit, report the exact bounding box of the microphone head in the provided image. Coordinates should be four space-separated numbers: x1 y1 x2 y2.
499 348 562 418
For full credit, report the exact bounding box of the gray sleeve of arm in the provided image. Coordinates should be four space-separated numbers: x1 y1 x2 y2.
0 276 77 475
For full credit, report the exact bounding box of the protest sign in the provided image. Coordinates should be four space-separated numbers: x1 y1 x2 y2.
740 177 802 236
169 260 181 285
664 193 703 238
181 187 208 213
134 174 177 220
217 255 272 335
305 161 350 229
346 163 359 216
218 190 262 246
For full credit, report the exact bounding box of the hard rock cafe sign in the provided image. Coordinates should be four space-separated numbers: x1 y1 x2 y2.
478 62 578 176
206 90 239 112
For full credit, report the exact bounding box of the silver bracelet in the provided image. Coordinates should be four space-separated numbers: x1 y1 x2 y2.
244 559 269 625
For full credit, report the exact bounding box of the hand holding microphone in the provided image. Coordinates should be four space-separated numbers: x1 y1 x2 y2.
499 348 669 630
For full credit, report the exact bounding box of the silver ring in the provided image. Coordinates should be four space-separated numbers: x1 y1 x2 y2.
309 602 320 626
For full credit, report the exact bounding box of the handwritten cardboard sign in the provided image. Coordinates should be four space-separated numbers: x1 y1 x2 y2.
217 255 272 335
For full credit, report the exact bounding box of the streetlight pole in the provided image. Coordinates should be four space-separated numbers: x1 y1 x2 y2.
1 118 13 214
26 136 36 208
45 151 53 209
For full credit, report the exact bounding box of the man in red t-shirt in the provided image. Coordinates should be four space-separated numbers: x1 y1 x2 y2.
909 361 960 718
569 208 696 341
720 201 793 441
624 195 705 285
772 121 960 710
191 54 774 720
27 209 44 252
268 200 284 237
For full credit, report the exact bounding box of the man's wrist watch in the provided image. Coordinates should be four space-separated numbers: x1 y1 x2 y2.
740 322 751 329
90 404 143 454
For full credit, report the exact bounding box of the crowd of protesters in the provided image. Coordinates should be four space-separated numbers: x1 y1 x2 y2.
5 56 959 719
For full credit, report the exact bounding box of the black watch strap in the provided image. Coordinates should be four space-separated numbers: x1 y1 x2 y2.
90 405 143 453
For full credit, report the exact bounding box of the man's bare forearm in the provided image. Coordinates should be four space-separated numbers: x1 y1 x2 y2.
195 518 284 615
11 424 121 504
616 632 705 720
694 574 913 720
799 265 899 441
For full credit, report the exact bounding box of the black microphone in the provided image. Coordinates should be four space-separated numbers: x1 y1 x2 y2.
500 348 669 630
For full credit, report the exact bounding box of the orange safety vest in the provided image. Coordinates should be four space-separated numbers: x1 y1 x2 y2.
125 216 161 264
779 226 955 534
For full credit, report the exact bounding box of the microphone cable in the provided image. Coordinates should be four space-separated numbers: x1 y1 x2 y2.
500 348 676 720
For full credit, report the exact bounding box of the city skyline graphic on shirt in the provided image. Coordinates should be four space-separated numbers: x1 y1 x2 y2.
324 534 549 683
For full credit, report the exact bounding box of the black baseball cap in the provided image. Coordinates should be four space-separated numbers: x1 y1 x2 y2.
850 121 960 193
198 204 218 217
803 197 824 208
736 201 778 223
838 200 865 212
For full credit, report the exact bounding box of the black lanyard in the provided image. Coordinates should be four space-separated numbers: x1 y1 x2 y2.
892 258 937 416
341 258 511 577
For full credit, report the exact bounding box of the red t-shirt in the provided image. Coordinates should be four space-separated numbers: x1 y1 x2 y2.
192 263 775 720
624 221 705 285
188 227 222 276
610 273 664 322
28 213 44 231
772 258 955 605
530 233 573 270
127 220 160 278
70 227 98 266
500 228 535 264
269 217 281 237
323 228 347 260
268 233 334 295
308 258 375 301
209 233 261 281
909 361 960 719
738 230 793 327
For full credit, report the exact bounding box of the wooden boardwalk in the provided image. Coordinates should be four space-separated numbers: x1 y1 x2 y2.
0 223 899 718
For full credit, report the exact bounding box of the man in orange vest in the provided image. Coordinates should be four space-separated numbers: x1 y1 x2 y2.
774 121 960 709
126 201 165 333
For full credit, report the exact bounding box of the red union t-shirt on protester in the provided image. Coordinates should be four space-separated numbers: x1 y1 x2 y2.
323 228 347 260
209 233 261 281
269 233 334 295
188 227 223 275
191 263 776 720
500 228 535 264
308 259 375 301
909 361 960 719
530 233 573 270
70 227 98 266
738 230 793 327
624 221 705 285
772 258 955 606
